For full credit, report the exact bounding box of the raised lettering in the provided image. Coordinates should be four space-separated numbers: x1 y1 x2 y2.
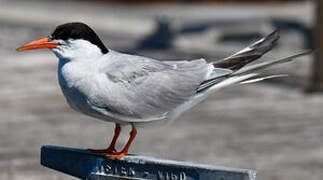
158 171 164 179
114 166 118 174
166 172 170 180
143 171 150 178
129 167 135 177
171 173 178 180
104 164 111 173
179 172 186 180
120 166 127 176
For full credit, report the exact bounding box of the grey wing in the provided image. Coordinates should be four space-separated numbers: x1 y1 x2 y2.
87 55 211 122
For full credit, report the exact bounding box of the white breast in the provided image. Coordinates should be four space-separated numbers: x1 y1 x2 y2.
58 59 94 112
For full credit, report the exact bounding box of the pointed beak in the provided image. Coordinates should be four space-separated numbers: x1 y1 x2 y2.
16 37 60 52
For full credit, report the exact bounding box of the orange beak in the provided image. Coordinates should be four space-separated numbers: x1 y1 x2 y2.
16 37 60 52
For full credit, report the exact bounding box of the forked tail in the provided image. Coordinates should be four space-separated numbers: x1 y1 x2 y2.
197 31 311 93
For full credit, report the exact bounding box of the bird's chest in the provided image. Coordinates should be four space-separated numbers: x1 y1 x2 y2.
57 60 95 112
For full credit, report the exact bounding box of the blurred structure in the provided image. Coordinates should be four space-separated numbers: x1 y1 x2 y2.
308 0 323 92
136 17 174 50
1 1 321 180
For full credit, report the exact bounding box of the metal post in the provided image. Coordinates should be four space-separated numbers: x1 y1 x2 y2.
41 145 257 180
308 0 323 92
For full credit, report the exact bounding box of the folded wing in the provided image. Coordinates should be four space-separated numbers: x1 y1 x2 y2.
87 55 211 122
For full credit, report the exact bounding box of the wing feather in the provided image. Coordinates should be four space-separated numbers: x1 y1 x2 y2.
87 53 210 121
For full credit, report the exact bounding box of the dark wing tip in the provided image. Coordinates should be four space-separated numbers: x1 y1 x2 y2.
213 30 281 70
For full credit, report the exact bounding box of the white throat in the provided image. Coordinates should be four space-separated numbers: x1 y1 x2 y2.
51 39 104 62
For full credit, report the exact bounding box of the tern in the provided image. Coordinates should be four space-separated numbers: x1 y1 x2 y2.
17 22 309 158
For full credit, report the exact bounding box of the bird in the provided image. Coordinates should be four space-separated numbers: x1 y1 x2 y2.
17 22 310 158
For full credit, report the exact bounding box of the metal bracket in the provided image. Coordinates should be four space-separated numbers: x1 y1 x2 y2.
41 145 256 180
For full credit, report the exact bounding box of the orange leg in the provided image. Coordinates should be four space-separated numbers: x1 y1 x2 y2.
107 124 137 158
90 124 121 153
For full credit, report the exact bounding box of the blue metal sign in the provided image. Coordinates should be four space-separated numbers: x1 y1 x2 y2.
41 145 256 180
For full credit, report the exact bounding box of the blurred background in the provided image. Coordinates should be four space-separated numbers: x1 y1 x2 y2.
1 0 322 179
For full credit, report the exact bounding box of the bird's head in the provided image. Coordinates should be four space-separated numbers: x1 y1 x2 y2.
17 22 109 61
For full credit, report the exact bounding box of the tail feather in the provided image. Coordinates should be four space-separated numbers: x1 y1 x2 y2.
239 74 288 85
198 51 311 93
233 51 311 76
213 30 280 70
197 29 311 93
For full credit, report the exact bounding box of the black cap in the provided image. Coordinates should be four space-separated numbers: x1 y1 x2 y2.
51 22 109 54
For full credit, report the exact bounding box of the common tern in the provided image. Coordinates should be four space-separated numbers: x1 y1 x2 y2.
17 22 310 158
